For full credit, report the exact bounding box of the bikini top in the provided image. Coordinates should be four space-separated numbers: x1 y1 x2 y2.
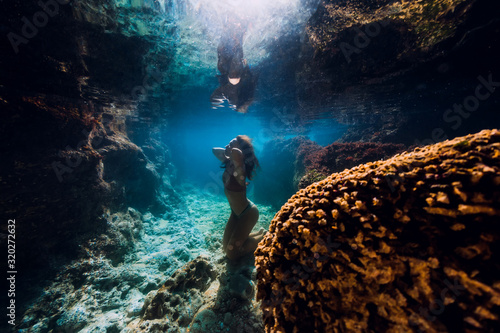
224 170 246 192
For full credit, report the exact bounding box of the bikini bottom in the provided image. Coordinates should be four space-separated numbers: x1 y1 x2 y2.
231 200 255 218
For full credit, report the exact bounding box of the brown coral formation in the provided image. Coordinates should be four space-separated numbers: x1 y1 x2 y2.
255 129 500 333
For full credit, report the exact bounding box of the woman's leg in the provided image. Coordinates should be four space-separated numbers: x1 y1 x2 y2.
249 227 266 238
225 204 260 260
222 212 238 253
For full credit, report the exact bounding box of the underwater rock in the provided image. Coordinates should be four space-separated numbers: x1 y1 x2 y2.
223 255 258 301
289 0 500 146
255 129 500 332
16 240 166 333
128 256 217 331
254 136 406 206
298 169 330 189
96 116 167 213
254 136 318 208
0 98 169 272
299 0 498 97
190 308 218 332
94 207 144 265
188 255 264 333
0 94 110 271
0 0 173 273
17 197 228 333
128 255 265 333
298 141 406 188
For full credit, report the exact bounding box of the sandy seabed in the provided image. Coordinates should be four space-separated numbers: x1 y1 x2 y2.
16 182 276 333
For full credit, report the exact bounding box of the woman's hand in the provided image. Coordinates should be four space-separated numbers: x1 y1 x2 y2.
212 147 228 163
229 147 242 158
229 148 244 167
225 146 242 159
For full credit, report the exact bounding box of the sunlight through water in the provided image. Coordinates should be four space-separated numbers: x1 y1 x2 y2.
165 0 318 70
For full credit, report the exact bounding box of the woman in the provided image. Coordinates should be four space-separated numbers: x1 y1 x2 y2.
212 135 264 260
210 18 256 113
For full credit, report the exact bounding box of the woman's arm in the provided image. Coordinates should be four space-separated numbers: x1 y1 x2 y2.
229 148 244 167
212 148 228 163
230 148 246 186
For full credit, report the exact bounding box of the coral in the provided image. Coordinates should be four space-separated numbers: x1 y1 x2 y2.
297 141 406 187
255 129 500 333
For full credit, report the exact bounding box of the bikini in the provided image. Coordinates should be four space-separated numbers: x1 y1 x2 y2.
232 201 254 218
224 172 254 218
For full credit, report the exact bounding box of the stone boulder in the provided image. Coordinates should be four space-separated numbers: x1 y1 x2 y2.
126 255 265 333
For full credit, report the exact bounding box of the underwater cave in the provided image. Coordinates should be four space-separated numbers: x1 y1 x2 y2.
1 0 499 332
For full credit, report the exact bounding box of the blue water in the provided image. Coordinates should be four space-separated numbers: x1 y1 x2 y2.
6 0 500 332
163 87 348 191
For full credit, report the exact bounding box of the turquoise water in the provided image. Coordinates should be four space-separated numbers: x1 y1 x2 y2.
2 0 499 332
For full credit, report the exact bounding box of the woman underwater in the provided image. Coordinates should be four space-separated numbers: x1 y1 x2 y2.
210 17 256 114
212 135 264 260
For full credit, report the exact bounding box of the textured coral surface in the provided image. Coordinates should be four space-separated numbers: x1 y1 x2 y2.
255 129 500 333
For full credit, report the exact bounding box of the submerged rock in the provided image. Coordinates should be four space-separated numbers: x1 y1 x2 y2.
0 0 179 275
254 136 406 207
299 0 499 97
298 140 406 188
128 255 264 333
255 129 500 332
142 256 217 320
254 136 312 208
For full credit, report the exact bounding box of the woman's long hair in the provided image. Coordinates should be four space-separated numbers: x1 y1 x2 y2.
222 135 260 180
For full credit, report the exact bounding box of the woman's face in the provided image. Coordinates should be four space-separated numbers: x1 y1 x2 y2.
225 138 240 156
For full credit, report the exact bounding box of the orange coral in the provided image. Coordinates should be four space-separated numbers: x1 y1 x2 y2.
256 129 500 333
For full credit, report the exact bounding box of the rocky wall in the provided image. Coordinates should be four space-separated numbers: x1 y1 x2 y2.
253 136 312 208
298 140 406 188
0 0 173 272
255 129 500 332
292 0 500 145
254 136 407 207
0 94 171 272
299 0 500 98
